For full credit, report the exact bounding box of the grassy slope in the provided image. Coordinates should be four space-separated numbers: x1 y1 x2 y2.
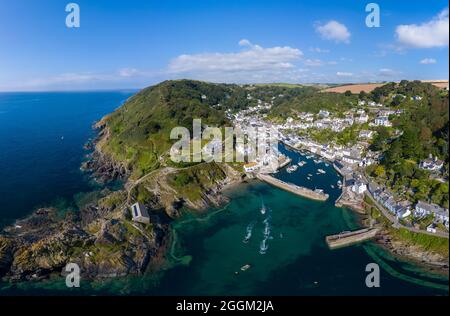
99 80 233 179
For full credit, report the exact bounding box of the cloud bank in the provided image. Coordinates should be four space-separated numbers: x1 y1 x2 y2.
396 8 449 48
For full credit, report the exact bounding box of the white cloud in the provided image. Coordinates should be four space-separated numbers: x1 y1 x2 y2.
304 59 324 67
420 58 437 64
310 47 330 53
238 39 252 47
395 8 449 48
304 59 338 67
118 68 141 77
167 39 304 82
315 21 351 43
336 71 353 77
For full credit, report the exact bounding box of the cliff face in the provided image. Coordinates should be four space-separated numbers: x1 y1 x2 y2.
0 198 168 281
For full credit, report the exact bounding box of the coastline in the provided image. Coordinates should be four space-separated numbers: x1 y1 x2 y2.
0 116 447 292
283 141 449 276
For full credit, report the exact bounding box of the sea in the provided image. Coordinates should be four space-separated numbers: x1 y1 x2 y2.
0 92 448 295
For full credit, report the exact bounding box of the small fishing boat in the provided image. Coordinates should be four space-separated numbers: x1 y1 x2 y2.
298 161 306 167
241 264 252 272
260 202 267 215
331 185 335 189
259 239 269 255
317 169 326 174
313 159 320 164
307 177 311 180
286 165 298 173
308 174 313 177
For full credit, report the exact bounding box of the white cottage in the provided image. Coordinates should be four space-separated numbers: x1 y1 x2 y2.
131 202 150 224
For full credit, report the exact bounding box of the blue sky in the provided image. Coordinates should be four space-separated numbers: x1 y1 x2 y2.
0 0 448 91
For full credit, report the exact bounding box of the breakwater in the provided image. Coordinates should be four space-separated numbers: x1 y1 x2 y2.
257 174 329 201
326 228 379 249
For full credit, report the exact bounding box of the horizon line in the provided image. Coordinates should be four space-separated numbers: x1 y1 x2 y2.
0 79 448 93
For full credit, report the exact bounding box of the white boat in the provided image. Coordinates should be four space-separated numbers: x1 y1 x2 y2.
313 159 320 164
298 161 306 167
259 239 269 255
331 185 335 189
317 169 326 174
240 264 252 271
307 177 311 180
286 165 298 173
325 163 329 167
308 174 313 177
260 202 267 215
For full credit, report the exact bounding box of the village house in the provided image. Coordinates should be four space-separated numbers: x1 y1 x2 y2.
359 130 374 139
414 201 449 228
419 155 444 172
374 116 392 127
342 155 362 165
351 181 367 194
244 162 259 173
368 101 383 107
427 223 437 233
355 114 369 124
130 202 150 224
318 110 330 118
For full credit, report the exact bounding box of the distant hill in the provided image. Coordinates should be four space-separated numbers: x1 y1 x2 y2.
322 80 449 94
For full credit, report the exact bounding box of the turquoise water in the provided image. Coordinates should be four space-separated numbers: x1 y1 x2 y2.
0 93 448 295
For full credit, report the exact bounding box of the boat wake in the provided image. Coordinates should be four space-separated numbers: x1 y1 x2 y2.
260 215 273 255
243 221 256 243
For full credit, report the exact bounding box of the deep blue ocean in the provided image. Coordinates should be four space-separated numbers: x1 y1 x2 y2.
0 92 448 296
0 91 134 228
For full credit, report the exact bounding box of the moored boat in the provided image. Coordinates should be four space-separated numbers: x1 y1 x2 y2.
241 264 252 271
286 165 298 173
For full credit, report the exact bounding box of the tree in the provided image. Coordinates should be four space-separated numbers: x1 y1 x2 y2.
374 165 386 177
344 90 352 97
359 91 367 100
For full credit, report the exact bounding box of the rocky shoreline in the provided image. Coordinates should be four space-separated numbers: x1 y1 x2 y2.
356 210 449 275
374 229 449 275
0 123 244 284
